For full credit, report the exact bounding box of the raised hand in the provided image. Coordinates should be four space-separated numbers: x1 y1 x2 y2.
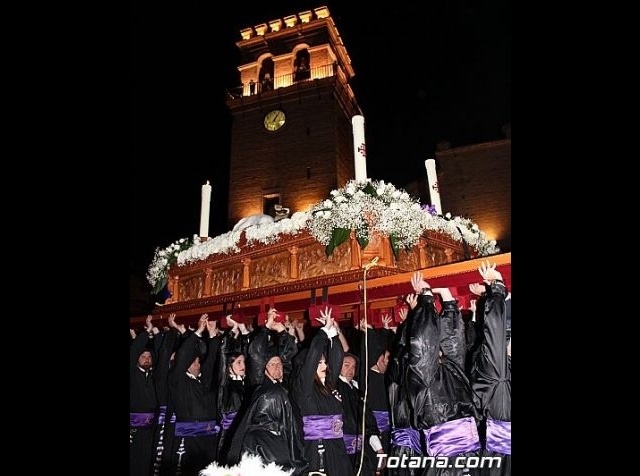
167 313 177 328
225 313 237 328
381 313 393 329
318 306 334 328
168 313 186 334
358 317 373 331
478 260 502 284
410 271 431 294
398 307 408 321
196 314 208 334
266 308 277 329
285 321 296 336
469 283 486 296
405 293 418 310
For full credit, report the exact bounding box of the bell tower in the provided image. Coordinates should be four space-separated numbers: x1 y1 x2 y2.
226 6 361 227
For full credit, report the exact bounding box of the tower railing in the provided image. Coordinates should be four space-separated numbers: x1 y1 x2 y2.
227 63 337 99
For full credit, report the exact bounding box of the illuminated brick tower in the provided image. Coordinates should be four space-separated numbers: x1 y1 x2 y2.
226 6 361 226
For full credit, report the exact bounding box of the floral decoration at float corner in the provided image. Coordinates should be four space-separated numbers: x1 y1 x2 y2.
146 237 193 294
307 179 500 258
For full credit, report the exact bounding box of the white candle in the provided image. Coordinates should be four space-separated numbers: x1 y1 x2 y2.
424 159 442 215
352 115 367 182
199 180 212 238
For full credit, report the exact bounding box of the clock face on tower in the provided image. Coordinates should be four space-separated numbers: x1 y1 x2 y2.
263 109 286 131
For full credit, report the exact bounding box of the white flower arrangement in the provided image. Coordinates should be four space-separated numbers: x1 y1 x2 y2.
425 211 500 257
146 237 193 294
308 179 431 255
199 452 294 476
146 181 500 292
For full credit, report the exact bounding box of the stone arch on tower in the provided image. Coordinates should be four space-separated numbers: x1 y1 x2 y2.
292 44 311 82
258 54 275 92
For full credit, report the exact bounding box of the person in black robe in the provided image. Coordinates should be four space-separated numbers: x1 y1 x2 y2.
469 262 511 476
358 325 392 457
387 305 424 476
337 352 383 476
292 308 352 476
215 325 250 459
226 310 307 475
157 313 199 475
166 315 221 476
130 317 158 476
150 316 180 476
406 272 481 476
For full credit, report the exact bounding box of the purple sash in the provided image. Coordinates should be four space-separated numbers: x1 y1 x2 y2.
391 427 422 454
423 416 480 457
156 406 176 425
130 412 155 428
174 420 220 437
343 434 363 454
373 410 390 433
302 414 344 440
486 418 511 455
221 411 238 430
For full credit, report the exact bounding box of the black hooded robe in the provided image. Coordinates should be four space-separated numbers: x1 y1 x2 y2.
294 329 353 476
226 325 307 475
166 332 220 476
470 283 511 476
130 332 158 476
215 331 250 459
387 315 424 476
407 295 481 476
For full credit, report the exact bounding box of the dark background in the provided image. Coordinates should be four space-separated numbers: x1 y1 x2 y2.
130 0 511 313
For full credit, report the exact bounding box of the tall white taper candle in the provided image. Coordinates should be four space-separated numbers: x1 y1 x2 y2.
352 115 367 182
424 159 442 215
199 180 212 238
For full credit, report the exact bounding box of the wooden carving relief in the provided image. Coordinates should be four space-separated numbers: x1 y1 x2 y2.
250 251 291 288
211 265 243 296
298 242 348 279
426 245 448 267
395 246 420 271
178 274 204 301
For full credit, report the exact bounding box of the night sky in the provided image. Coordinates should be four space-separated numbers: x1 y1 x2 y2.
130 0 510 309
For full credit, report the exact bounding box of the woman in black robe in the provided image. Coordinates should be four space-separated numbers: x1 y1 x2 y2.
215 329 249 459
406 272 481 476
470 262 511 476
292 309 352 476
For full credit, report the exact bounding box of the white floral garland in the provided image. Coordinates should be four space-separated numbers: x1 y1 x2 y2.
199 453 294 476
146 180 499 292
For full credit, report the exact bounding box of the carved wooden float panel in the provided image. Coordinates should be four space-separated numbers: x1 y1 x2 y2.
164 228 476 309
131 252 509 327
